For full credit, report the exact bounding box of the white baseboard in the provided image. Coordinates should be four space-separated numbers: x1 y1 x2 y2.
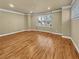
70 39 79 53
0 30 26 37
26 29 63 35
62 36 79 53
26 29 79 53
0 29 79 53
0 29 62 36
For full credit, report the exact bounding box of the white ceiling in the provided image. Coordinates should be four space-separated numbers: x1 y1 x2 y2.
0 0 72 14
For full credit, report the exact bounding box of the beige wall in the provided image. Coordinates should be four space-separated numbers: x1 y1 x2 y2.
0 8 71 36
0 12 28 35
27 8 71 36
71 20 79 49
53 12 62 33
62 8 71 36
29 12 62 33
71 0 79 51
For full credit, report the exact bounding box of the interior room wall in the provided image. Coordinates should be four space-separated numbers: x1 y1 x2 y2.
62 7 71 36
71 0 79 51
0 11 28 35
0 7 71 37
53 12 62 33
29 11 62 33
27 8 71 36
71 20 79 50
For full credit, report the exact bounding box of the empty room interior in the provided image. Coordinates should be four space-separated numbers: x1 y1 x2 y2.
0 0 79 59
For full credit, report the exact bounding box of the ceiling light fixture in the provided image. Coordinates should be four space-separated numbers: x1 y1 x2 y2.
48 7 50 10
9 4 14 8
30 11 33 13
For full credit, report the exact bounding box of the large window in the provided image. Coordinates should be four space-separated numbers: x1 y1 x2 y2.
37 14 52 27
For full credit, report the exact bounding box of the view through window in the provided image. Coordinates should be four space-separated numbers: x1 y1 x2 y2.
37 14 52 27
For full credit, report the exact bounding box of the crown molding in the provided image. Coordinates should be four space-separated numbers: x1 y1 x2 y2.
0 8 26 15
0 8 61 16
30 9 62 16
61 0 76 9
71 0 76 6
62 5 71 9
52 9 61 13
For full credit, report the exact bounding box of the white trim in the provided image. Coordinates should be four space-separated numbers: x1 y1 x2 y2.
25 29 79 53
62 35 79 53
0 30 26 37
0 29 79 53
71 38 79 53
0 29 62 36
71 0 76 6
26 29 63 35
52 9 61 13
62 5 71 9
30 9 61 15
0 8 25 15
62 36 72 39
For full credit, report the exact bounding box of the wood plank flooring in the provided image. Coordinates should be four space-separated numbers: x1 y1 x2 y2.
0 31 79 59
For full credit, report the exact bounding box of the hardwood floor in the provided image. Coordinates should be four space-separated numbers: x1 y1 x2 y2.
0 31 79 59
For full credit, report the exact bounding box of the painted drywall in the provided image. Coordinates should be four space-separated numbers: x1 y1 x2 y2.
62 8 71 36
53 12 62 33
27 14 32 29
0 12 28 35
27 8 71 36
71 20 79 50
29 12 62 33
71 0 79 18
71 0 79 51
